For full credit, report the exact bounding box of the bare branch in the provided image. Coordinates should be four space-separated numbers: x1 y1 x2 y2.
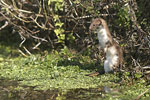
23 46 32 55
18 49 27 57
32 42 41 50
0 21 8 30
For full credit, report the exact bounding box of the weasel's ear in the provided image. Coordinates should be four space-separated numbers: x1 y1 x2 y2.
91 18 96 22
98 18 102 25
94 18 102 25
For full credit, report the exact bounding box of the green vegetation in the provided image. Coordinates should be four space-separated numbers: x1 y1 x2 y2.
0 0 150 99
0 45 150 100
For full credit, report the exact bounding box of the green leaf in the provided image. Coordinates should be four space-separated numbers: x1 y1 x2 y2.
55 22 64 27
54 28 65 43
48 0 51 5
54 15 59 22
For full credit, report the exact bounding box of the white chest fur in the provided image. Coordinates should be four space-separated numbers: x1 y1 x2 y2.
97 26 109 49
104 46 118 73
96 26 119 73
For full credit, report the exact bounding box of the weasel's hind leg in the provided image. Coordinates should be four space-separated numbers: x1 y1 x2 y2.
104 59 113 73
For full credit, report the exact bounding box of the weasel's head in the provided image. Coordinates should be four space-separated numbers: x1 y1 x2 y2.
89 18 105 32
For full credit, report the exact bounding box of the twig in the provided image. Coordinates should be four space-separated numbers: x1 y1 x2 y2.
30 17 48 30
67 14 116 20
135 89 149 100
68 0 78 16
32 42 41 50
22 26 48 42
7 8 31 23
23 46 32 55
29 35 48 42
18 49 27 57
47 34 54 49
0 0 10 8
0 21 8 30
131 56 142 68
18 30 26 47
142 66 150 70
142 66 150 74
144 71 150 74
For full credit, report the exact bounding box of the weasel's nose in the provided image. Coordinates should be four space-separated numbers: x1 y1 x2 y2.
89 26 92 30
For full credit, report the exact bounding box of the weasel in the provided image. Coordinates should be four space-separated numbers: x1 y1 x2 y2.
89 18 123 73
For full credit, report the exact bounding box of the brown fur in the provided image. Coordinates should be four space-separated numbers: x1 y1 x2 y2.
89 18 123 71
89 18 113 44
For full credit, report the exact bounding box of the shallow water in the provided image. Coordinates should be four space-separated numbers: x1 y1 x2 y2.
0 79 121 100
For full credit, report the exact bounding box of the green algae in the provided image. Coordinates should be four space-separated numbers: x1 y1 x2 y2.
0 46 150 99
